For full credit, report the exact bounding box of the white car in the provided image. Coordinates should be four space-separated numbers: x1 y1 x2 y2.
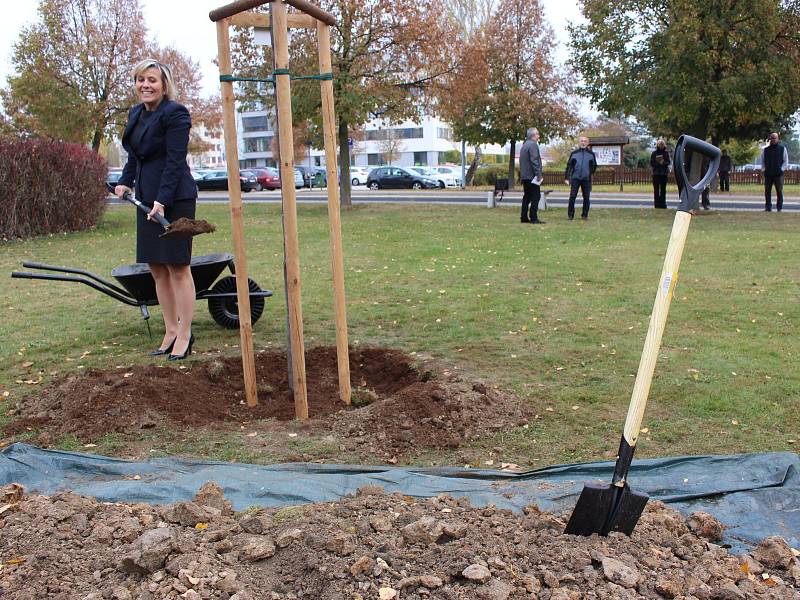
348 167 371 186
429 166 462 188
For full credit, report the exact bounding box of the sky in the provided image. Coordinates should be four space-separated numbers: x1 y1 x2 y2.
0 0 586 98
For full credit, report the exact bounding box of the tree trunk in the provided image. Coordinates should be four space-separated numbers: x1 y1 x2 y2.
338 120 352 208
465 146 482 185
507 139 517 190
91 127 103 153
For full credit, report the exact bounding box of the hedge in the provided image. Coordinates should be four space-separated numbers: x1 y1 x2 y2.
0 138 108 240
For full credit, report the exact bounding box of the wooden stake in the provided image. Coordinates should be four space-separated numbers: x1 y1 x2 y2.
216 19 259 408
272 0 309 419
317 23 351 405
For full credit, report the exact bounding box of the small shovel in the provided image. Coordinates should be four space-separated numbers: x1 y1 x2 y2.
564 135 720 537
122 191 215 240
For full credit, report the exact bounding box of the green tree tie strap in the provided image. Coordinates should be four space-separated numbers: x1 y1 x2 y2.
219 72 333 84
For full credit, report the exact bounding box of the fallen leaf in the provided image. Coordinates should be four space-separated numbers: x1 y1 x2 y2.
83 444 97 448
287 433 298 438
195 522 209 530
20 362 33 368
640 427 649 434
571 405 579 411
6 558 26 565
123 372 134 378
246 432 258 437
731 420 739 426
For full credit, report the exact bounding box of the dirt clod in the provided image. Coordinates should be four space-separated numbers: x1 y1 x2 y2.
1 488 797 599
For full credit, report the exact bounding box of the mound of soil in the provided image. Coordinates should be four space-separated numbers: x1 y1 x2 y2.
1 483 798 599
4 346 533 459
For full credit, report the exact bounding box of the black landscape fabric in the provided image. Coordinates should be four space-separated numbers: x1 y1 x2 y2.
1 443 797 552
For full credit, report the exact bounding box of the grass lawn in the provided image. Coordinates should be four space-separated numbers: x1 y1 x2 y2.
1 203 798 467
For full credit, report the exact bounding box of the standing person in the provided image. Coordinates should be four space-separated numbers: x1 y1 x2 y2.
701 155 711 210
761 132 788 211
650 139 670 209
563 135 597 220
519 127 544 224
718 149 732 191
115 59 199 360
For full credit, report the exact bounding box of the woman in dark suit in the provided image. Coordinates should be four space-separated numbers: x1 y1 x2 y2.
115 59 198 360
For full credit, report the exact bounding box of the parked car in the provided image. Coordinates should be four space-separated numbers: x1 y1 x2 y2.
247 167 280 191
409 167 443 187
429 166 462 188
348 167 371 186
106 169 123 193
196 170 258 192
785 163 800 171
735 164 760 172
366 166 439 190
295 165 328 188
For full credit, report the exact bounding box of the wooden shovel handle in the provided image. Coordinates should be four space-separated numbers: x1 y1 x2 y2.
623 210 692 446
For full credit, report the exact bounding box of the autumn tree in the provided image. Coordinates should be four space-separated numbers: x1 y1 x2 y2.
3 0 220 154
2 0 147 151
377 128 406 166
437 0 579 188
231 0 459 206
570 0 800 146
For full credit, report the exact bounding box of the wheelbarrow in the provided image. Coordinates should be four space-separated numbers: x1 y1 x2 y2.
11 253 271 330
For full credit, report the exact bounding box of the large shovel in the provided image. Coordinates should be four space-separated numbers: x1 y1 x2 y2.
122 191 215 240
564 135 720 537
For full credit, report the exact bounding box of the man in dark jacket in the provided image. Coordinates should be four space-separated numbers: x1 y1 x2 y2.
563 136 597 220
719 149 732 191
761 133 789 211
650 139 670 208
519 127 544 224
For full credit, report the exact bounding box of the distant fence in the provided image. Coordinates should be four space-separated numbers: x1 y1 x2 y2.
539 168 800 186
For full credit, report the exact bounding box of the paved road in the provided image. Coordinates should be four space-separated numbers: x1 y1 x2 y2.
112 188 799 212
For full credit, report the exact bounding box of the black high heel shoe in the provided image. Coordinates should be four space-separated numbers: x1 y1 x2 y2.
168 333 195 361
149 337 176 356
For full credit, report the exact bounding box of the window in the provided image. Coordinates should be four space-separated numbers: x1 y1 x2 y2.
244 136 273 153
413 151 427 166
365 129 388 141
364 127 424 141
241 115 269 133
436 127 453 141
367 153 385 166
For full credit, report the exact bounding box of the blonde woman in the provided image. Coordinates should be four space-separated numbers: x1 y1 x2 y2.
115 59 198 360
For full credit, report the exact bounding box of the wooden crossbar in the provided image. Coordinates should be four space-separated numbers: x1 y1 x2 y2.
210 0 335 26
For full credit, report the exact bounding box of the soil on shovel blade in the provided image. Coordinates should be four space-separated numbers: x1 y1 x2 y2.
3 346 533 461
0 482 798 599
165 217 216 237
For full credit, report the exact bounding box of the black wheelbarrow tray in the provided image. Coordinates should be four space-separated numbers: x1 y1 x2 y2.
11 253 272 329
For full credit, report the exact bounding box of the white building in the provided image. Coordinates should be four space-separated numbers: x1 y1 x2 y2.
236 109 464 169
188 123 225 168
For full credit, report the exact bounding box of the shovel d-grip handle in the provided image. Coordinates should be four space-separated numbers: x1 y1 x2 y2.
674 135 721 213
122 191 171 230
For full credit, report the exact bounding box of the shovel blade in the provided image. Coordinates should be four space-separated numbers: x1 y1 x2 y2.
564 482 649 537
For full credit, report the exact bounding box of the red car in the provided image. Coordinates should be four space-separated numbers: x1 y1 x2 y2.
246 167 280 191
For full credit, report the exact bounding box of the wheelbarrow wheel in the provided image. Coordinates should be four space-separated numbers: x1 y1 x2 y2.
207 276 265 329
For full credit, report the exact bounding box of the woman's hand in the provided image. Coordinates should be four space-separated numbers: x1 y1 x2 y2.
564 179 569 185
115 184 132 199
147 201 165 221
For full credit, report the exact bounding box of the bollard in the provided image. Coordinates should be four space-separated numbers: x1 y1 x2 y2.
487 191 495 208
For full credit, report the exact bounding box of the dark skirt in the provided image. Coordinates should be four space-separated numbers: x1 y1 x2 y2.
136 198 196 265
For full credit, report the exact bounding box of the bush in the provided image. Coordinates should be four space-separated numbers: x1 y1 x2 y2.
471 164 517 187
0 138 107 240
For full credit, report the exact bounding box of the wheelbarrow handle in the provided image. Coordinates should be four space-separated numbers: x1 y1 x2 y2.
122 191 171 230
